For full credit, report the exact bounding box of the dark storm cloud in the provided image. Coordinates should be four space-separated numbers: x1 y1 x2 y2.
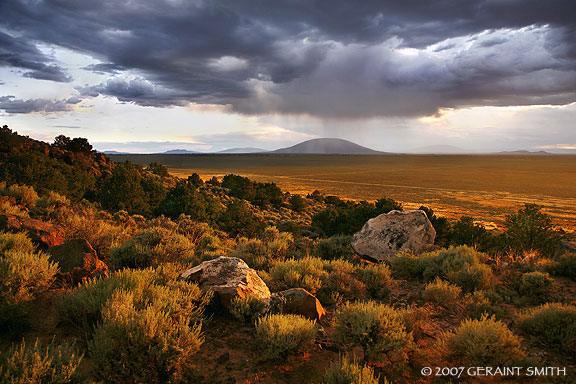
83 63 125 75
0 31 72 82
0 96 76 114
1 0 575 117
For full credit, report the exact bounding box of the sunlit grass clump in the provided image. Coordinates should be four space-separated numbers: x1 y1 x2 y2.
333 301 413 362
0 231 58 305
422 278 461 307
438 314 524 366
390 246 493 292
0 339 83 384
229 293 267 322
517 303 576 353
58 266 210 333
516 271 555 305
268 256 392 304
109 226 196 269
89 284 208 383
548 252 576 280
255 313 317 359
323 356 384 384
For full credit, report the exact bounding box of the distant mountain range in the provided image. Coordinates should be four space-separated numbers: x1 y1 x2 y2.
100 139 574 155
161 149 200 154
272 138 383 154
498 150 551 155
217 147 266 154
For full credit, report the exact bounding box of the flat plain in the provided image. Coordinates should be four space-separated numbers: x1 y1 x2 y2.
109 154 576 232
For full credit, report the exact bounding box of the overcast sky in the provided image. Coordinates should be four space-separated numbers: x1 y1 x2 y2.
1 0 575 153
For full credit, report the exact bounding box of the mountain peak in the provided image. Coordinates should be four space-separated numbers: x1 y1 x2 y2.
272 138 383 154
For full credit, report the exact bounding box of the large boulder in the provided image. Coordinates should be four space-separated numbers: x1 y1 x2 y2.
180 256 270 310
0 214 65 249
269 288 326 320
352 210 436 262
48 239 108 285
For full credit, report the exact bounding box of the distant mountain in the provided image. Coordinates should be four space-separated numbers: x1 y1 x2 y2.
102 150 130 155
498 150 551 155
272 138 383 154
217 147 267 154
160 149 200 154
534 148 576 155
411 145 470 154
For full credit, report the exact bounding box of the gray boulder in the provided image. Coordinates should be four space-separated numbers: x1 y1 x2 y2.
352 210 436 262
180 256 270 310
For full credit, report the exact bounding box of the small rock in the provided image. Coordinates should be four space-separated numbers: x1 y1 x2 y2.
48 239 108 285
269 288 326 320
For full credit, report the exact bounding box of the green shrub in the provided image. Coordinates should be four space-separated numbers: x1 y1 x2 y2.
156 178 219 221
289 194 306 212
0 231 36 254
109 226 196 269
450 263 493 293
62 208 128 257
108 240 150 270
268 257 326 295
517 271 555 305
57 273 129 331
517 303 576 353
218 200 264 237
503 203 562 257
314 235 355 262
90 288 205 383
356 263 392 299
34 191 70 220
422 278 461 307
548 252 576 280
390 246 492 292
311 198 402 236
438 315 524 366
323 356 383 384
254 314 317 359
1 183 39 207
0 232 58 305
0 199 29 217
464 290 508 320
231 227 293 270
389 251 435 279
0 339 83 384
229 293 268 322
58 267 209 333
333 301 413 361
268 257 392 304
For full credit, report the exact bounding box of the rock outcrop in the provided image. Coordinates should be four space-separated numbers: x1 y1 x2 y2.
352 210 436 262
48 238 108 285
180 257 271 310
269 288 326 320
0 214 65 249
